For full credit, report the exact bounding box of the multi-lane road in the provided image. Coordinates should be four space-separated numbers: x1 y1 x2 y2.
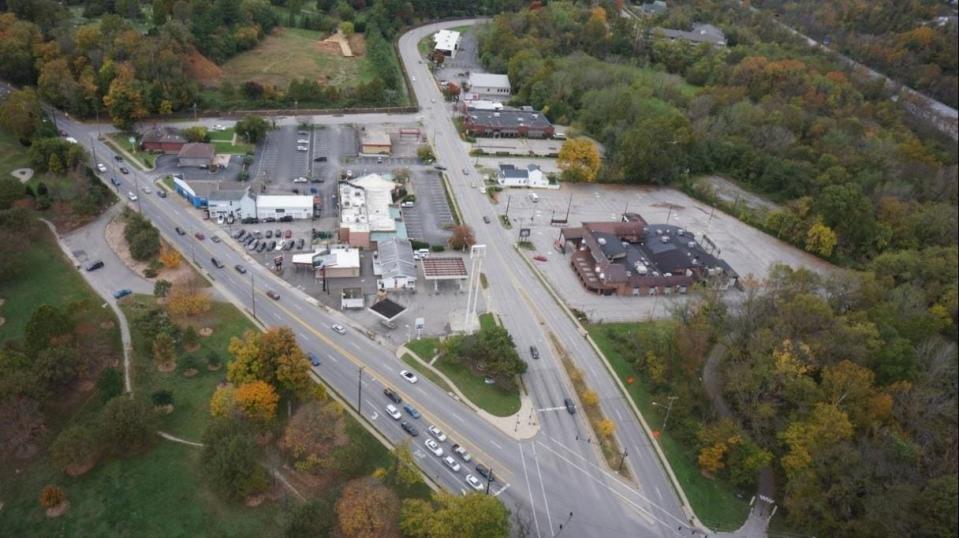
40 20 741 537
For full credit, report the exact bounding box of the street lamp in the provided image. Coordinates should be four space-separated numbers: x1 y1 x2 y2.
251 272 257 320
357 365 366 414
652 396 678 432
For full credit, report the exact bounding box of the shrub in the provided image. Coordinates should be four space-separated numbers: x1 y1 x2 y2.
178 354 200 372
430 245 445 252
151 390 174 407
96 367 124 402
206 351 221 369
38 485 66 509
183 325 199 349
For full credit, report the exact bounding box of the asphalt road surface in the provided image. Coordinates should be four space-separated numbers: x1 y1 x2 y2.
42 20 732 535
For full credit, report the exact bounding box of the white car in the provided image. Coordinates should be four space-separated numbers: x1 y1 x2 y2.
275 240 285 251
452 444 472 462
127 192 138 201
386 404 402 420
331 324 347 335
293 176 308 183
96 163 107 173
296 145 308 152
443 455 461 472
400 370 418 384
424 438 444 457
296 138 309 144
465 474 484 491
212 124 226 131
427 425 447 442
141 185 151 194
64 136 78 144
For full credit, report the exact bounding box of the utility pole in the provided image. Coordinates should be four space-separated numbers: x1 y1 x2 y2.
554 512 574 536
357 366 366 415
505 194 511 218
618 448 628 472
565 193 572 221
485 466 493 495
660 396 678 432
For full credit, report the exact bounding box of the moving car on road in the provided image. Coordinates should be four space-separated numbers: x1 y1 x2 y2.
126 192 138 201
309 353 321 367
386 404 402 420
564 398 576 415
383 388 402 404
234 264 247 274
331 324 347 335
210 235 221 243
452 444 472 462
424 438 444 457
194 232 205 240
443 456 461 472
400 370 418 384
119 166 129 174
96 163 107 173
266 290 280 300
211 257 224 268
465 474 484 491
427 425 447 442
403 404 421 419
401 421 419 436
84 260 104 272
530 346 540 360
175 227 186 235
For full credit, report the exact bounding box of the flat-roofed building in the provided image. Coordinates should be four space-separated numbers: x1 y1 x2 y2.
468 73 511 97
255 195 315 220
463 108 555 139
361 130 392 155
432 29 461 58
338 173 399 249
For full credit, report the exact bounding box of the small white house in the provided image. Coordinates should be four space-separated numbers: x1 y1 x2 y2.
208 188 255 220
255 195 315 220
432 29 461 58
468 73 511 97
496 164 549 188
373 238 417 291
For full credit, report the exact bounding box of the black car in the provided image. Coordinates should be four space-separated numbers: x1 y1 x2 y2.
241 217 258 224
157 190 167 198
211 257 224 268
84 260 104 272
284 241 294 251
274 229 281 237
530 346 540 360
210 235 221 243
564 398 576 415
296 238 305 249
257 242 267 252
233 230 245 239
268 240 276 250
483 215 491 224
265 230 273 238
383 388 402 404
110 176 121 187
264 217 276 223
434 165 447 171
254 231 263 239
401 421 419 437
114 155 123 162
175 227 186 236
475 464 495 482
313 156 327 162
279 215 294 222
119 166 130 174
234 264 247 274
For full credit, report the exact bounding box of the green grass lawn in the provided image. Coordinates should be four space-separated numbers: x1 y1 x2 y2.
207 128 236 142
122 295 256 441
401 353 453 394
479 312 497 331
0 129 30 178
104 133 156 170
588 322 750 531
406 337 439 361
433 356 520 417
0 229 108 342
214 140 254 155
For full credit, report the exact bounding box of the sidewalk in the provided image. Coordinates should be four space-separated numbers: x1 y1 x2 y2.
396 344 539 440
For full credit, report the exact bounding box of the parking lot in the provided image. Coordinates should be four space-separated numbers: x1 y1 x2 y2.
403 170 454 245
497 183 835 322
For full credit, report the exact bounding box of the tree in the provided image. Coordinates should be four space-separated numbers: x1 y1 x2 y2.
581 389 599 407
416 145 435 163
227 327 311 395
780 403 853 477
390 442 423 489
38 485 66 509
159 247 181 269
448 225 475 251
152 332 176 369
597 418 615 438
96 367 124 402
51 423 100 472
33 347 80 392
0 177 25 210
210 385 238 418
400 492 511 538
103 63 148 129
0 396 47 459
335 477 400 538
201 419 269 499
235 115 270 143
182 126 209 143
805 221 838 258
166 286 211 317
24 304 73 358
151 390 173 408
281 400 347 473
234 381 279 423
99 396 157 456
339 21 355 36
557 138 601 182
0 87 42 141
285 498 335 538
154 279 172 298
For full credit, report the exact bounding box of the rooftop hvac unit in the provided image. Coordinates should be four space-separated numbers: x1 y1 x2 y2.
634 262 648 275
677 228 685 236
686 269 694 277
688 241 696 248
657 228 664 235
664 272 672 277
597 237 607 245
595 265 601 273
493 112 500 117
621 241 629 247
598 272 605 279
661 235 670 243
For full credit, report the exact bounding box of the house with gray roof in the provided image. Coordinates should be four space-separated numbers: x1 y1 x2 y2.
653 23 727 47
496 164 549 188
373 237 417 291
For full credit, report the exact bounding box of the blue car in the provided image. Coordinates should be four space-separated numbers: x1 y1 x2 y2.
403 404 421 419
113 288 132 299
308 352 321 367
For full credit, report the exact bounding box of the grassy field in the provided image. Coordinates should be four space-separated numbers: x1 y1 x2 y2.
588 322 750 531
0 229 109 342
407 337 439 361
122 295 257 441
219 27 374 89
0 129 30 178
208 128 254 155
401 353 453 394
479 312 497 331
433 356 520 417
104 133 156 170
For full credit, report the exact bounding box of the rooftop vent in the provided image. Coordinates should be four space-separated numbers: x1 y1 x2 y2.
661 235 670 243
597 237 607 246
688 241 696 249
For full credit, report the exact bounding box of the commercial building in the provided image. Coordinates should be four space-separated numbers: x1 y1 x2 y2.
207 188 255 220
140 126 186 154
421 257 469 292
373 238 417 291
177 143 215 168
255 195 315 220
459 99 504 113
292 245 361 279
496 164 549 188
468 73 511 97
463 108 555 139
338 173 401 249
653 23 727 47
558 213 737 296
432 29 461 58
360 130 392 155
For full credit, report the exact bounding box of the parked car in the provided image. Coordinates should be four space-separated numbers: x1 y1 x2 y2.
386 404 402 420
210 257 224 268
424 438 444 457
427 425 447 442
266 290 280 300
383 388 402 404
308 352 321 367
403 404 421 419
254 231 263 239
274 240 284 251
331 324 346 335
279 215 294 222
297 130 308 136
400 370 418 384
296 238 305 249
233 230 245 239
274 229 281 237
533 255 548 262
296 145 308 152
313 156 327 162
234 264 247 274
85 260 104 272
564 398 576 415
284 229 292 238
293 176 308 183
175 227 186 235
113 288 132 299
530 346 540 360
265 230 273 238
257 242 267 252
119 166 129 174
284 241 294 251
401 421 419 436
267 240 276 250
401 201 415 208
296 138 309 145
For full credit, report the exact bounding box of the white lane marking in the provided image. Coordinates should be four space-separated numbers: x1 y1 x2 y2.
519 444 542 538
416 387 428 396
537 406 567 412
531 442 554 533
492 483 511 497
615 408 624 420
488 439 503 451
298 331 310 340
325 353 339 363
349 342 361 351
655 486 662 501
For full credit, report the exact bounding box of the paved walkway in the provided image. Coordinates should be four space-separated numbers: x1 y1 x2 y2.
41 217 135 394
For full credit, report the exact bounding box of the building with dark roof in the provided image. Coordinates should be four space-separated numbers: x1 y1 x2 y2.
653 23 727 47
463 108 555 139
140 126 186 154
177 143 215 168
558 213 737 296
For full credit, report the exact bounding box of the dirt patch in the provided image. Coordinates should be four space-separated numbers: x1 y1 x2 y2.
45 501 70 518
157 361 176 373
207 363 222 372
695 175 781 213
99 321 115 330
320 30 353 57
104 215 198 286
182 368 199 378
65 460 96 477
185 48 223 88
348 33 366 56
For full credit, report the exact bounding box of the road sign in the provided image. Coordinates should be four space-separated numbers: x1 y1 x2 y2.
519 228 531 240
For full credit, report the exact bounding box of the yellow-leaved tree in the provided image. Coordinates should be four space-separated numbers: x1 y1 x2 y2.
234 380 279 423
159 247 181 269
557 137 601 182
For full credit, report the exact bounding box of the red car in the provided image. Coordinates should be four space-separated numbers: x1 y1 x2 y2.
284 229 292 238
266 290 280 300
194 232 205 240
533 255 548 262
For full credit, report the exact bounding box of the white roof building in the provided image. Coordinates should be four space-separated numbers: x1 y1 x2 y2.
338 173 398 248
497 164 549 188
432 29 461 58
468 73 511 97
292 245 361 278
255 194 315 220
